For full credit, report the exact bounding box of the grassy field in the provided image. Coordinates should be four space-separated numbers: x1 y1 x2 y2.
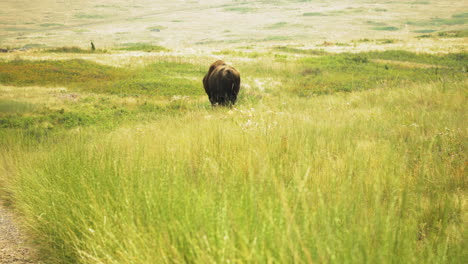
1 0 467 263
0 48 466 263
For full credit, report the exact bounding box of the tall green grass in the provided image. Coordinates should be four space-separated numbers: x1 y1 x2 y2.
2 78 465 263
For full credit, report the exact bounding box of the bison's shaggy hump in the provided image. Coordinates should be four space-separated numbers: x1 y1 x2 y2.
203 60 241 106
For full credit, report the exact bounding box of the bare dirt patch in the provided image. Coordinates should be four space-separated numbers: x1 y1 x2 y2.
0 204 37 264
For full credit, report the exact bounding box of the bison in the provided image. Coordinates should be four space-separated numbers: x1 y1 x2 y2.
203 60 241 106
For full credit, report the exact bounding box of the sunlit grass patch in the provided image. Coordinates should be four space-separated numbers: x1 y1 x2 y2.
118 43 169 52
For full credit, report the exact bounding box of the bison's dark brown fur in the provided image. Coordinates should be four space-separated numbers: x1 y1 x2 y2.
203 60 241 106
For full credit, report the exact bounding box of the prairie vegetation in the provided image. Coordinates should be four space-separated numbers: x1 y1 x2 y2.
1 47 466 263
0 0 467 263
